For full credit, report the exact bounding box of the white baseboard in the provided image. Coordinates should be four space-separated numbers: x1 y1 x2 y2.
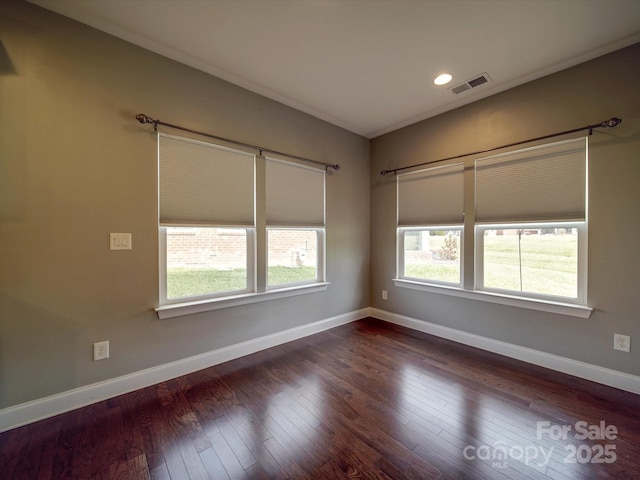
4 306 638 433
371 308 640 395
0 308 369 433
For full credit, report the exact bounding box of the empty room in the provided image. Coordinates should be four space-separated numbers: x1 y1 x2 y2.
1 0 640 479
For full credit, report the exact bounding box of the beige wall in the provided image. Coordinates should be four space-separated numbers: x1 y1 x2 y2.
1 0 639 412
0 0 370 408
371 42 640 375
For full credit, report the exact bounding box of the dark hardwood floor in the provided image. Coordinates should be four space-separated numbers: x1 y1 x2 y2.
2 317 640 479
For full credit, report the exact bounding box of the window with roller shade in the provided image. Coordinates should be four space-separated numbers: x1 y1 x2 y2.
265 157 325 287
396 163 464 286
157 134 328 308
158 133 256 304
394 136 588 309
474 137 587 302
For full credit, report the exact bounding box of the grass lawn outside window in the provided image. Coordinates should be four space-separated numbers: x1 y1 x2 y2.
168 266 317 299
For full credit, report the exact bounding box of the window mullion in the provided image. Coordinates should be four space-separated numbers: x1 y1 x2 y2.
577 222 588 304
318 228 326 283
396 228 404 280
159 226 168 303
463 160 475 290
255 155 267 293
474 225 485 292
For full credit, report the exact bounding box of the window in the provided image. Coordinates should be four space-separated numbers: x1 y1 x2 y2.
266 157 326 288
476 224 583 300
267 228 322 287
395 136 589 312
397 163 464 287
163 226 251 300
158 134 255 305
157 134 327 314
474 137 587 303
399 228 462 285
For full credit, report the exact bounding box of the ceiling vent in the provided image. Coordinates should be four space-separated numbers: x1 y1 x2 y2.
450 73 492 95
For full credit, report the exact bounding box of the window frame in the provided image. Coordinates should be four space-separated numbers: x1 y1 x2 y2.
397 226 464 288
266 227 326 289
394 136 592 318
155 136 329 319
159 226 256 306
475 221 587 305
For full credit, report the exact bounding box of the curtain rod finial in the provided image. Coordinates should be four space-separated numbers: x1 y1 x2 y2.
605 117 622 128
135 113 154 124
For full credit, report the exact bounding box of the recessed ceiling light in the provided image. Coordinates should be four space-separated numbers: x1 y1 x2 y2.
434 73 453 86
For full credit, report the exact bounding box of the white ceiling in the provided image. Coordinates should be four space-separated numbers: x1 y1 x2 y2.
30 0 640 138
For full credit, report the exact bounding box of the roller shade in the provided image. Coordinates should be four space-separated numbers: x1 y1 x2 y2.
158 133 255 226
266 157 325 227
475 137 587 223
397 163 464 226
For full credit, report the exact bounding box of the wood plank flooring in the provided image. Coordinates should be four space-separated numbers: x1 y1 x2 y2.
2 317 640 479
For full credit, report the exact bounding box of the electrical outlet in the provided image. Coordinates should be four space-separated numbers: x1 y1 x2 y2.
382 290 388 300
613 334 630 353
93 341 110 361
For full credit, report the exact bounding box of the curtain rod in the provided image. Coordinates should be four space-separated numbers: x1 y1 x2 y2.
380 117 622 176
135 113 340 172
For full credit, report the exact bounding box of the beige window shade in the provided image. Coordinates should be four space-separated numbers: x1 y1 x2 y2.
397 163 465 226
266 157 325 227
475 137 587 223
158 133 255 226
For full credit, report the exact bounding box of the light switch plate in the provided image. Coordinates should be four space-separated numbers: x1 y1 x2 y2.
110 233 132 250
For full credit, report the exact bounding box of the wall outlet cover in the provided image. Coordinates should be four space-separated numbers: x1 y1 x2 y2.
94 341 110 361
614 334 631 353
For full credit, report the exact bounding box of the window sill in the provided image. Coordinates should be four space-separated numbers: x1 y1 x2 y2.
393 279 592 318
156 282 330 319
